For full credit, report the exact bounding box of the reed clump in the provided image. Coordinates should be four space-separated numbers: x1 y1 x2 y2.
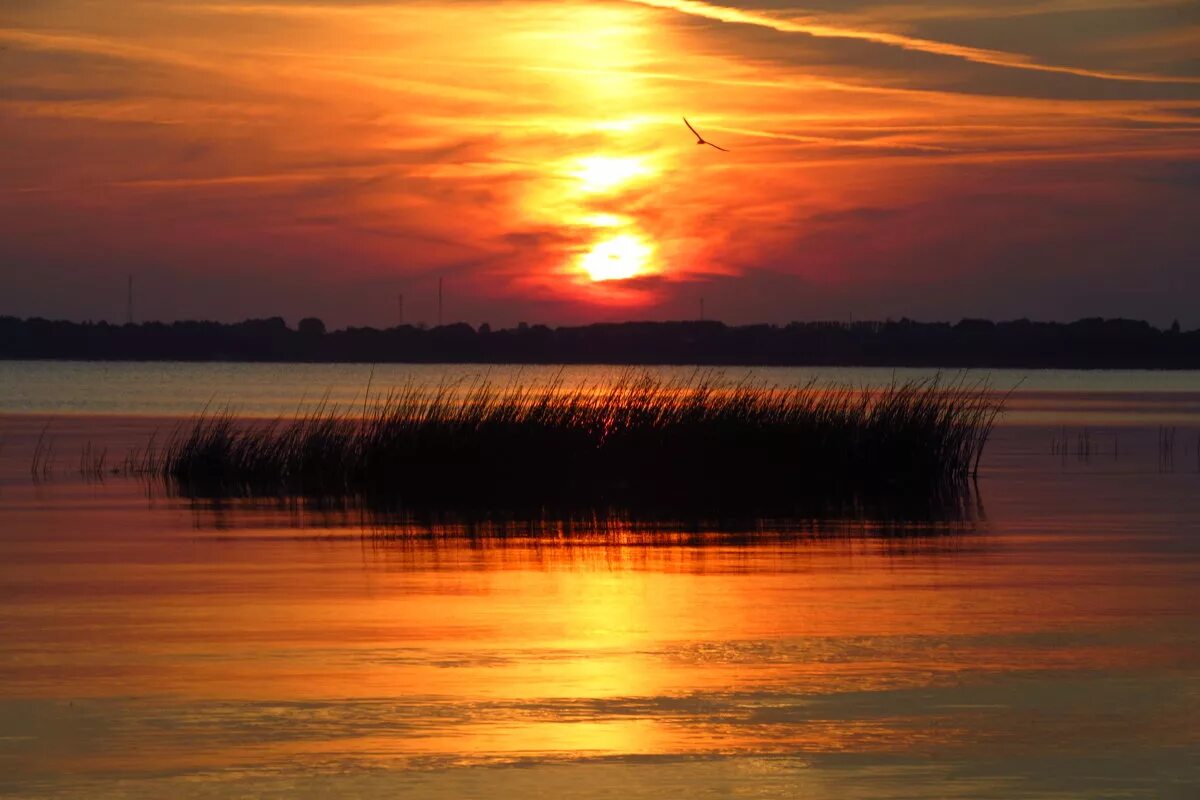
153 374 1002 504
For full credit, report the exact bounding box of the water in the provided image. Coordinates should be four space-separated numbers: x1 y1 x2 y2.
1 362 1198 798
3 360 1200 424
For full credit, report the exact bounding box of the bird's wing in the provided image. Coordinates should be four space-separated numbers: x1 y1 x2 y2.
705 141 730 152
683 117 701 138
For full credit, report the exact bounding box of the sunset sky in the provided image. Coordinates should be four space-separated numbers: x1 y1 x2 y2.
2 0 1197 328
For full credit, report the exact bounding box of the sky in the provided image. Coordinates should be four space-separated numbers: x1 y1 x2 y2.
1 0 1198 328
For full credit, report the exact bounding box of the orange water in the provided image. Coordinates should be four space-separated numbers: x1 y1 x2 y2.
0 368 1198 798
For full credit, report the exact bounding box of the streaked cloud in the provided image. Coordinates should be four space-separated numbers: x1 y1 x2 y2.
622 0 1200 84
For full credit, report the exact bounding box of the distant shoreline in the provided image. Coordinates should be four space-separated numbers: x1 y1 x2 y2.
3 359 1200 374
2 316 1197 369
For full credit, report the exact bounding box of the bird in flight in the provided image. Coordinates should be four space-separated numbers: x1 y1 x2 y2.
683 117 729 152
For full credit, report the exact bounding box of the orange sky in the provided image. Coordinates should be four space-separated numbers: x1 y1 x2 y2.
1 0 1198 326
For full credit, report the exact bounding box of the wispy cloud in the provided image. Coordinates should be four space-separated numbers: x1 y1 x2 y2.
622 0 1200 84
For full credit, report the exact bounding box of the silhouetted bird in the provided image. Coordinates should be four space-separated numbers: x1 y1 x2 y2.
683 117 729 152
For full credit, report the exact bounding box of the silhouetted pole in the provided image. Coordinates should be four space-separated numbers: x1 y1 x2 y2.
700 297 705 322
437 277 443 327
126 275 133 325
397 293 404 326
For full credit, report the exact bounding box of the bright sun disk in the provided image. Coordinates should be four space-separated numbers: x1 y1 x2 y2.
580 234 654 282
581 213 628 228
571 156 650 193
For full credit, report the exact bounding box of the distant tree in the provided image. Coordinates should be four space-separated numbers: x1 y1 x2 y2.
298 317 326 336
4 315 1200 368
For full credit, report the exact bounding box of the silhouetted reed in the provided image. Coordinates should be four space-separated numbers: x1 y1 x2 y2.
152 373 1002 506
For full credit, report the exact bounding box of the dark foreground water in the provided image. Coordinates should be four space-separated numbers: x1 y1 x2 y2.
0 363 1198 798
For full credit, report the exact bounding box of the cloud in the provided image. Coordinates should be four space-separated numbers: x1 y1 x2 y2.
808 207 905 224
621 0 1200 85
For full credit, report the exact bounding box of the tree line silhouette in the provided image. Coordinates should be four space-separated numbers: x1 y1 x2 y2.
0 315 1196 368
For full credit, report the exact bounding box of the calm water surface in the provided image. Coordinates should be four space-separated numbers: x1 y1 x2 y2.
0 362 1198 798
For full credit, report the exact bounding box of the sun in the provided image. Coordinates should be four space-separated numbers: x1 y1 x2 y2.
580 234 654 282
571 156 651 193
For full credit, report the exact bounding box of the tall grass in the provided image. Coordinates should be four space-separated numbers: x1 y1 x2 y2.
153 373 1002 506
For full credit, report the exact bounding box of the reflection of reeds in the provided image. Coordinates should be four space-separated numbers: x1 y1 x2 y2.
150 373 1002 505
1158 425 1176 472
78 440 107 480
165 489 989 552
30 425 53 481
171 481 987 536
1048 425 1200 473
1049 426 1119 462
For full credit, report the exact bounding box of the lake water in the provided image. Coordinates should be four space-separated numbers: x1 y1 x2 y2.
1 362 1198 798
